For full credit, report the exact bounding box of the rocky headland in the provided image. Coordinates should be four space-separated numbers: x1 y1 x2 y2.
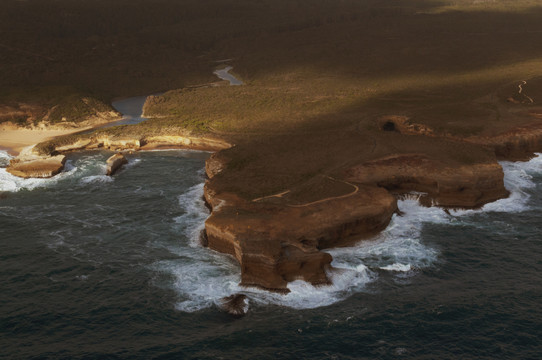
200 123 541 292
6 79 542 293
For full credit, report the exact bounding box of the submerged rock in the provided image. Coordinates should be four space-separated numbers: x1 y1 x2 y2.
106 153 128 176
218 294 249 317
6 155 66 178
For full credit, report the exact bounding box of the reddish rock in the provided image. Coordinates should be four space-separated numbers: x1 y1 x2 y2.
204 183 397 292
466 123 542 161
345 153 508 208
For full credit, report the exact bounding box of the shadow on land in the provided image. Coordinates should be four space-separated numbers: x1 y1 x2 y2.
1 0 542 98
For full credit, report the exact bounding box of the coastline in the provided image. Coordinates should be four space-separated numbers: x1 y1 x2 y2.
4 85 542 293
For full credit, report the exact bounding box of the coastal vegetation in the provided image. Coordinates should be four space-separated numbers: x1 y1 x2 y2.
0 86 118 127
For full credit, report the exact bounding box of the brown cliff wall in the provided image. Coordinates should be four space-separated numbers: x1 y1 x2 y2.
379 115 542 161
466 123 542 161
345 154 508 208
203 181 397 292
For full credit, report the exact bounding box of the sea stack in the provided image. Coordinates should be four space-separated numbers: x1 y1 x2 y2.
106 153 128 176
218 294 249 317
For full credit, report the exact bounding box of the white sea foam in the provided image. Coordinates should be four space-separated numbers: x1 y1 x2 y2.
0 164 77 192
174 183 209 247
171 258 241 312
163 253 376 311
123 157 141 170
80 175 114 184
0 152 117 192
0 150 12 167
380 263 412 272
452 154 542 215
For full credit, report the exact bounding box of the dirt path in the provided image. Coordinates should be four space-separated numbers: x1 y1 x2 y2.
252 190 291 202
252 176 359 207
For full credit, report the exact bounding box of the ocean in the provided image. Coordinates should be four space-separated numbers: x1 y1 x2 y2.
1 149 541 359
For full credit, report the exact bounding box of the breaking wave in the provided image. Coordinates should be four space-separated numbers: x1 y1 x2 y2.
0 150 12 167
173 183 209 247
453 154 542 215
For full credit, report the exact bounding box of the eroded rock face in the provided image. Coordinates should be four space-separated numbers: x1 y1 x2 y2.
55 139 94 152
100 137 141 151
467 123 542 161
205 152 230 179
204 183 397 292
7 155 66 178
142 135 231 151
106 153 128 176
345 154 508 208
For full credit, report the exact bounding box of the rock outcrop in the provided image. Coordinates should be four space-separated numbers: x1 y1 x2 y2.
377 115 434 136
106 153 128 176
376 114 542 161
7 155 66 178
218 294 249 316
204 182 397 292
13 103 542 294
345 154 508 208
466 123 542 161
97 137 141 151
141 135 231 151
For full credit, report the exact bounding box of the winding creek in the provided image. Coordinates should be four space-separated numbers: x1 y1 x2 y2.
93 66 242 131
213 66 243 86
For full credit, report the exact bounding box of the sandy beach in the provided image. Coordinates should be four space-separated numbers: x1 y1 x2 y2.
0 127 91 155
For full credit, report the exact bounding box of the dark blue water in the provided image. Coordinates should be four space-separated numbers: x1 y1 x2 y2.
1 150 541 359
